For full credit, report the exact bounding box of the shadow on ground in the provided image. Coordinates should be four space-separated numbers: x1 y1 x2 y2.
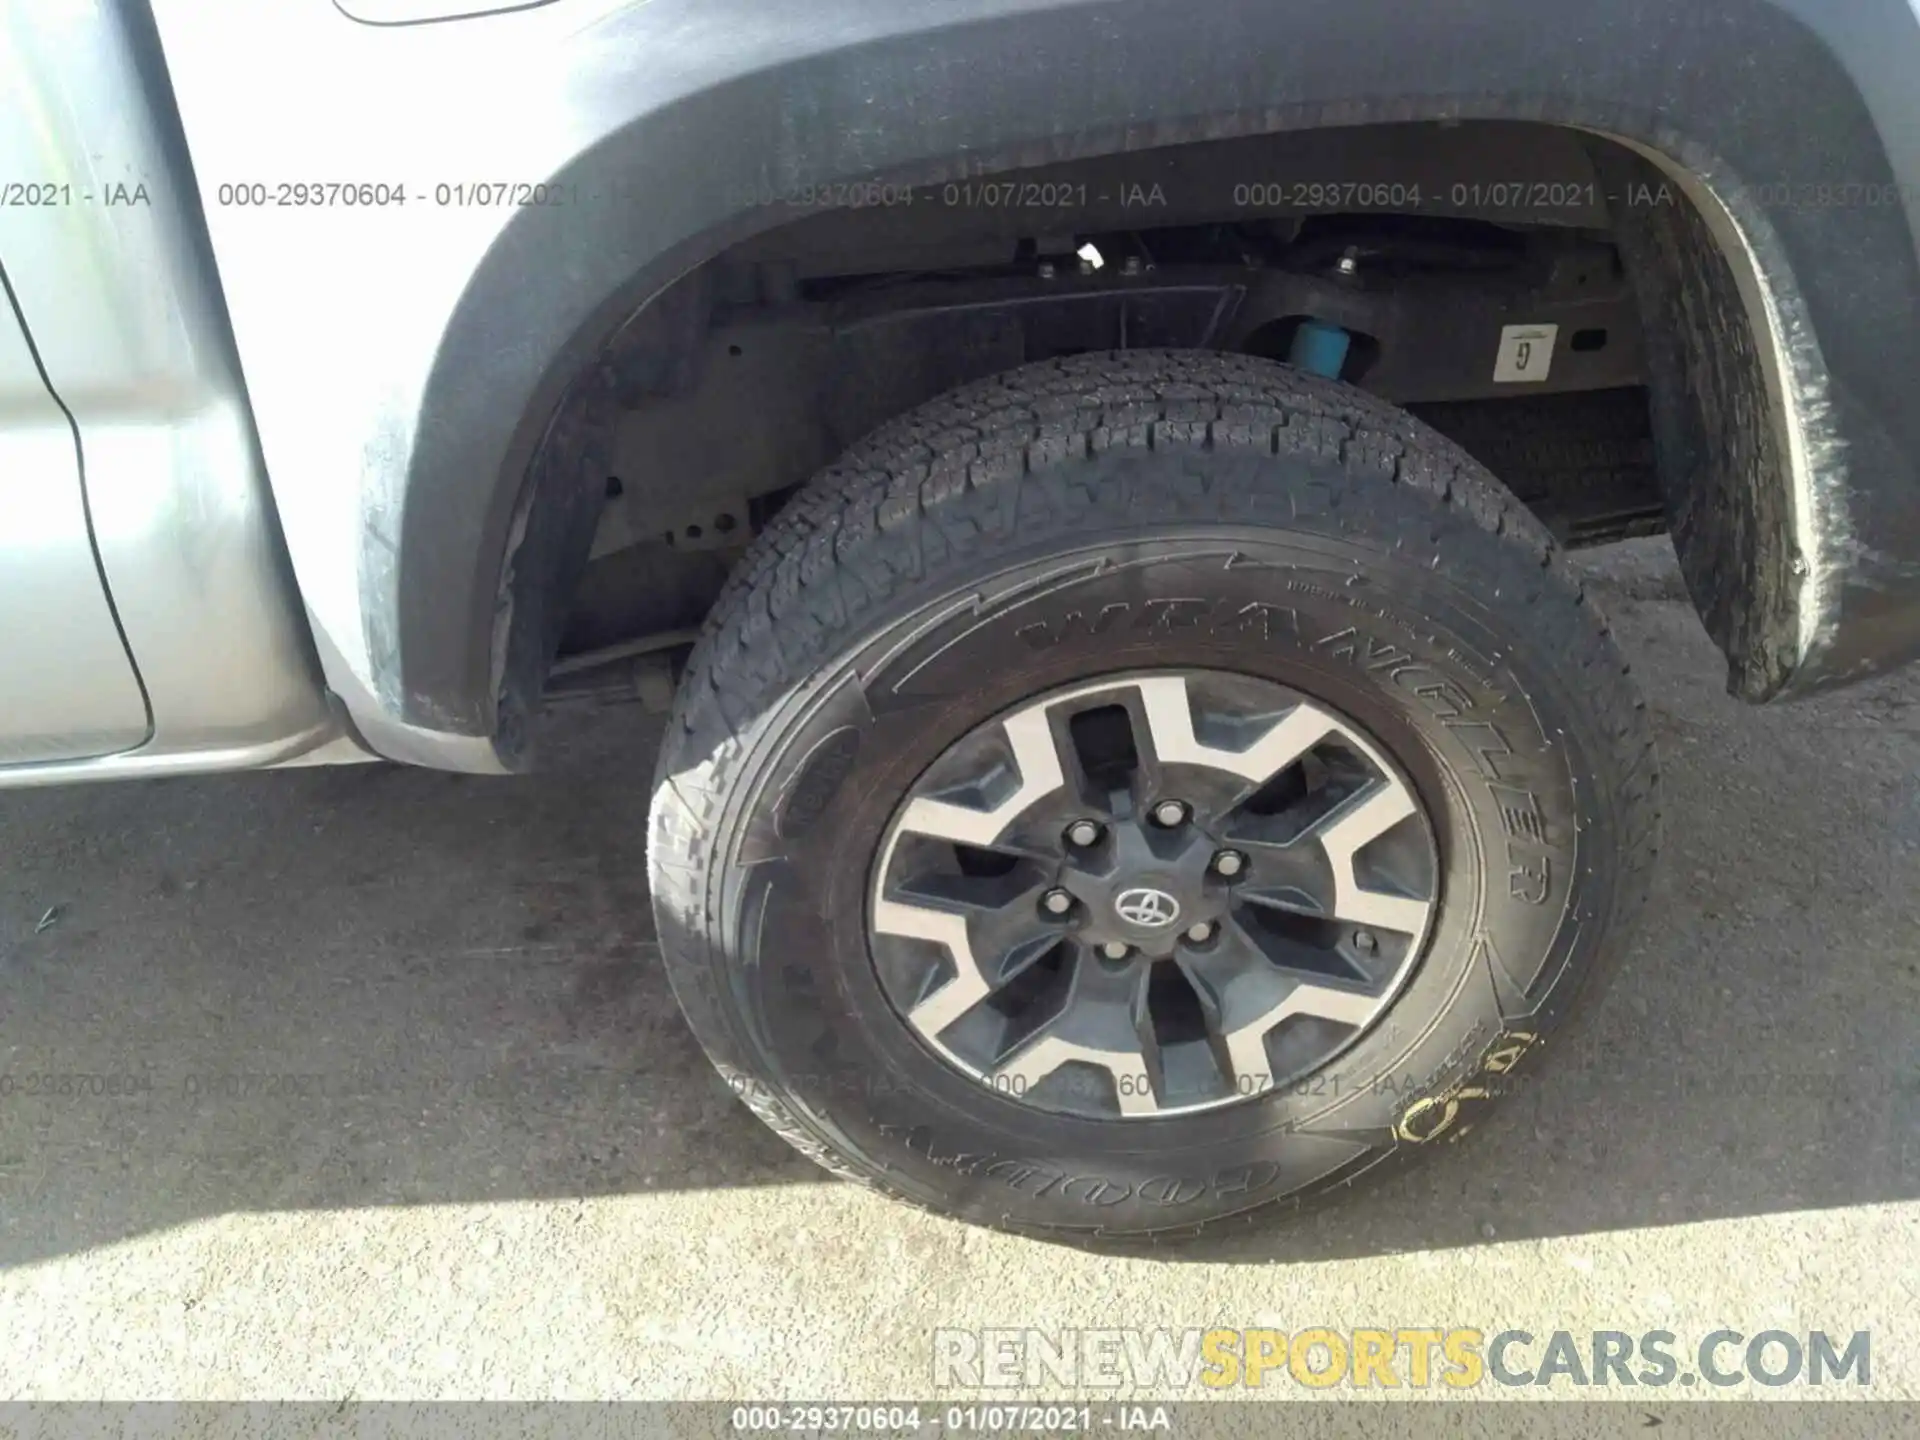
0 540 1914 1267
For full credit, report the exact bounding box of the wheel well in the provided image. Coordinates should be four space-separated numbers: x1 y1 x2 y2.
526 120 1804 709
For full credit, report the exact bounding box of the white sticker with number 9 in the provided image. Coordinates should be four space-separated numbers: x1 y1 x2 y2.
1493 323 1558 382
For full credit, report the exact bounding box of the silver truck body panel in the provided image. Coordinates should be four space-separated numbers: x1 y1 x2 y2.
144 0 637 772
0 1 352 783
0 282 148 765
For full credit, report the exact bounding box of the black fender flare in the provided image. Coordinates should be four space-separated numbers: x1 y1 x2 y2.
391 0 1920 753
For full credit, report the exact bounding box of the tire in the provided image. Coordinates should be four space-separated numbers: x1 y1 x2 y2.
649 350 1659 1243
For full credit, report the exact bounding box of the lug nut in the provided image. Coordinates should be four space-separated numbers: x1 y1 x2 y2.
1185 921 1214 944
1213 850 1246 878
1151 800 1189 828
1100 941 1131 961
1353 930 1379 956
1042 888 1074 916
1065 820 1103 848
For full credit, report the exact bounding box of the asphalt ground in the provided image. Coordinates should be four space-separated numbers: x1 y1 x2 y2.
0 537 1913 1407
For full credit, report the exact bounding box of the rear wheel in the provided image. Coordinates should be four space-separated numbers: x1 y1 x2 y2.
649 351 1658 1242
